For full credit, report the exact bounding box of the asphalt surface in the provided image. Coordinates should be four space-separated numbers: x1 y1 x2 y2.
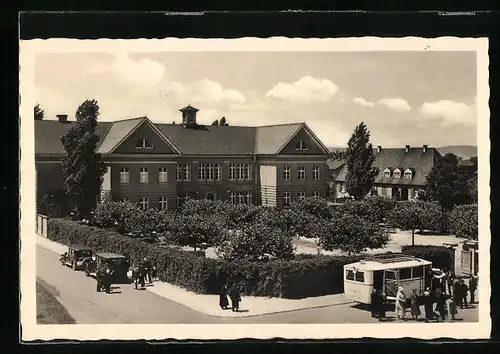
36 246 479 324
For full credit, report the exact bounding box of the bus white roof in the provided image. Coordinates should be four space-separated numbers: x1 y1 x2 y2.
344 258 432 271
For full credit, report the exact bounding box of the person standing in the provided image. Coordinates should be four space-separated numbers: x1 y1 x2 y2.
435 288 447 322
452 277 461 307
143 257 152 284
219 282 230 310
370 289 380 319
449 296 458 320
469 275 478 304
409 288 421 320
395 287 407 321
423 287 434 322
228 282 241 312
459 279 469 309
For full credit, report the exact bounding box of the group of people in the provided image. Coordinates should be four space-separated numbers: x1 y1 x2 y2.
96 262 114 293
371 269 478 323
132 257 157 289
219 281 242 312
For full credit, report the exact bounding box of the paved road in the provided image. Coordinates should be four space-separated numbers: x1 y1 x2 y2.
36 246 479 324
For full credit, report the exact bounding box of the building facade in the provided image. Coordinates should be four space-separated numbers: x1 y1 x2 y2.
35 105 332 211
329 145 443 201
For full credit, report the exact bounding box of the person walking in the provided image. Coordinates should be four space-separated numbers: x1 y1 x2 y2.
395 287 407 321
469 275 478 304
219 282 230 310
409 288 421 320
228 282 242 312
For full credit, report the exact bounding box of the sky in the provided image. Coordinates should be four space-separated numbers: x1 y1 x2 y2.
34 51 478 147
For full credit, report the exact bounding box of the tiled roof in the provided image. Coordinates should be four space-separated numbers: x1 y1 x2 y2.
35 119 113 155
96 117 145 154
335 147 441 186
35 117 316 157
254 123 304 155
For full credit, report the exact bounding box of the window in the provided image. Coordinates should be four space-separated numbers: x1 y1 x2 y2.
393 168 401 179
245 191 252 205
229 192 236 204
381 187 388 196
237 164 244 180
313 191 320 198
215 164 222 181
244 163 252 180
176 197 183 208
383 168 391 179
120 168 129 184
238 192 245 205
283 166 291 181
158 167 168 183
298 166 306 180
400 267 412 280
298 191 306 200
404 169 413 179
120 198 127 202
412 266 423 278
139 197 149 211
184 164 191 181
136 137 153 149
198 164 206 181
346 269 355 281
159 197 168 210
229 164 236 180
295 140 308 151
385 271 396 280
340 184 346 193
140 168 148 183
177 165 183 181
205 164 214 181
283 192 291 206
355 271 365 282
313 165 320 180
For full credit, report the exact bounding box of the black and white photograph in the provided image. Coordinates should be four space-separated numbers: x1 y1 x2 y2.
20 37 490 340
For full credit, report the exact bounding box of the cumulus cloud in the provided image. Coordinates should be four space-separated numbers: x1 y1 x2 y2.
265 76 338 103
377 98 411 113
419 100 476 126
353 97 375 108
164 78 246 106
85 53 166 85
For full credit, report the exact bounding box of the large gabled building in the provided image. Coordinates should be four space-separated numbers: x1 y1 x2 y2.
35 105 332 210
329 145 443 201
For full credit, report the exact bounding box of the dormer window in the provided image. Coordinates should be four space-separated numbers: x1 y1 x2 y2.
393 168 401 179
383 168 391 179
136 137 153 149
404 168 413 179
295 140 308 151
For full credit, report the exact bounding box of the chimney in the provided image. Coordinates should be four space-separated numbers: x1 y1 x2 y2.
405 145 410 153
179 104 199 128
57 114 68 123
423 144 428 153
377 146 382 153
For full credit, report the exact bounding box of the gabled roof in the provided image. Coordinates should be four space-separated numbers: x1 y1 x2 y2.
335 147 441 186
36 117 326 157
254 123 303 155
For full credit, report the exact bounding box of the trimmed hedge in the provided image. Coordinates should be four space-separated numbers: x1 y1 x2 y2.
47 218 455 299
401 245 454 271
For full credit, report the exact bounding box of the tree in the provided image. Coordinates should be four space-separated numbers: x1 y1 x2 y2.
174 212 225 251
345 122 378 200
219 117 229 126
34 103 44 120
330 149 347 160
423 153 472 210
211 119 219 126
448 204 478 240
388 200 443 246
60 99 108 218
319 214 390 255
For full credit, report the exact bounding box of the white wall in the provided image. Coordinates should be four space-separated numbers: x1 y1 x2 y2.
260 165 277 206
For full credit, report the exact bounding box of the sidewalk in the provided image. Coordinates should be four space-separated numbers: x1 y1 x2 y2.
36 234 353 318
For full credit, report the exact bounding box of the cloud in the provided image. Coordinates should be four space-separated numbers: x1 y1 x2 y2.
265 76 339 103
353 97 375 108
84 53 166 86
377 98 411 113
419 100 476 126
164 78 246 106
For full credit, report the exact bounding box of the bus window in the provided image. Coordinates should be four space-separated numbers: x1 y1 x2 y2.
400 267 412 280
346 269 354 280
412 266 423 278
385 271 396 280
355 271 365 282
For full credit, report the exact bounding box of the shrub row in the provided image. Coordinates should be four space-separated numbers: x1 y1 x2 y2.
47 218 455 298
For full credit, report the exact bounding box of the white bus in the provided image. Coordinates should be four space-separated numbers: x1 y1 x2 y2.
343 254 432 304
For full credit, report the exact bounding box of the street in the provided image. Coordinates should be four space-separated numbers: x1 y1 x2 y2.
36 246 479 324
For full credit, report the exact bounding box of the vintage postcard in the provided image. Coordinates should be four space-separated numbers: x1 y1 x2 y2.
20 37 490 341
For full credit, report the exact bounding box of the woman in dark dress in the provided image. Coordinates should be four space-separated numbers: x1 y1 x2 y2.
423 287 434 322
370 289 379 318
219 283 229 310
409 288 421 320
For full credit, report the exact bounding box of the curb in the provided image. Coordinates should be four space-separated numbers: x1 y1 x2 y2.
36 238 354 318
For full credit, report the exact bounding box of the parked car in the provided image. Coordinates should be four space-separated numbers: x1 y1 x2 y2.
84 252 131 283
59 246 93 271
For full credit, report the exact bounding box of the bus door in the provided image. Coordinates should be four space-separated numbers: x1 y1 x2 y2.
384 269 399 298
